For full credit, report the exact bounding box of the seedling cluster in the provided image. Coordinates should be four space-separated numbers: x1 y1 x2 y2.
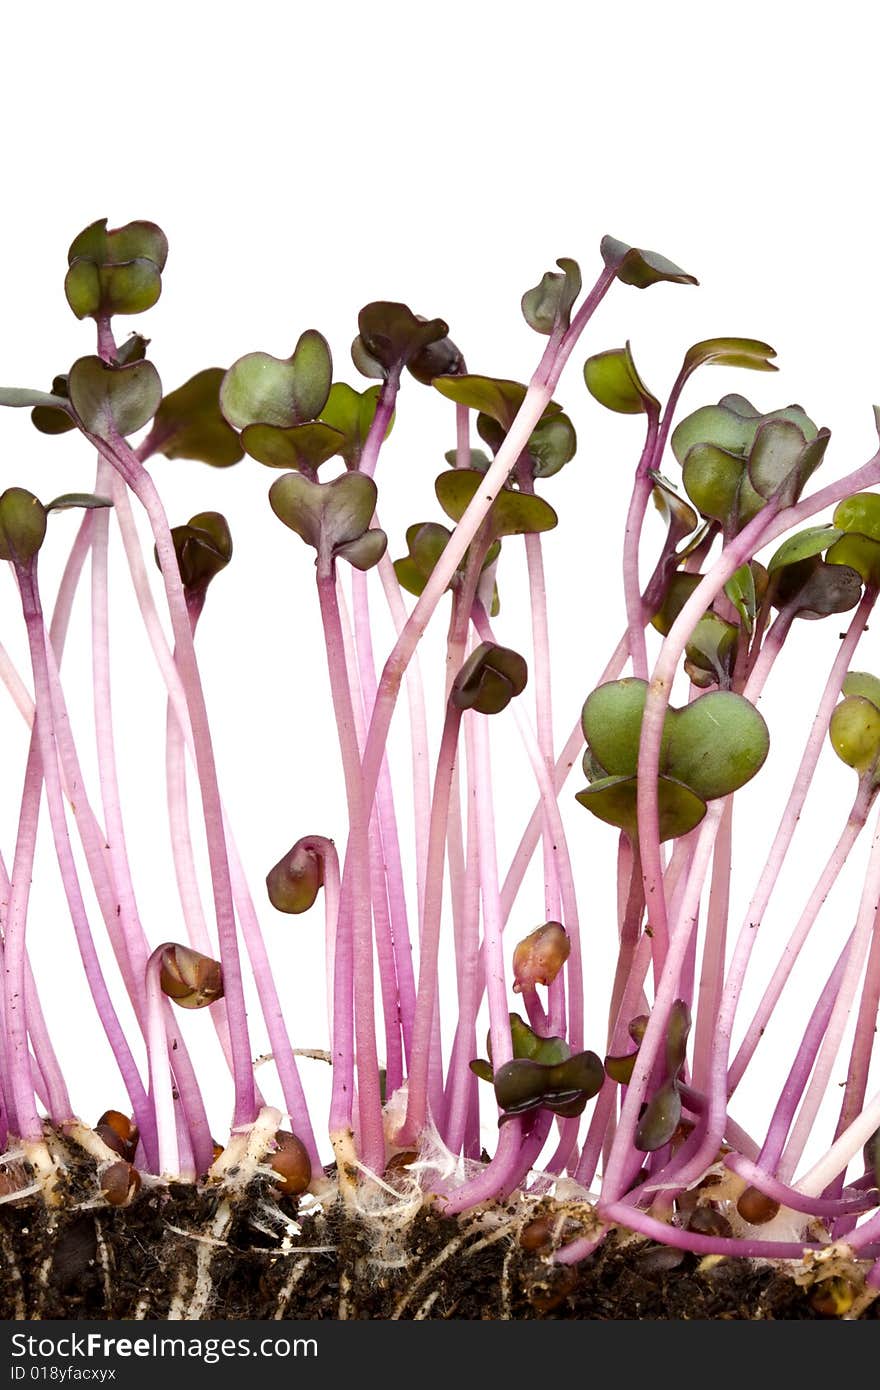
2 222 880 1302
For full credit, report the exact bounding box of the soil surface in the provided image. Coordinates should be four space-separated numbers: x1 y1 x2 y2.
1 1162 877 1320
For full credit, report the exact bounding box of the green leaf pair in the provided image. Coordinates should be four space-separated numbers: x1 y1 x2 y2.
156 512 232 597
393 522 500 613
435 468 557 541
221 331 345 475
672 395 826 533
825 493 880 588
0 487 112 565
469 1013 603 1122
65 219 168 321
352 302 455 382
576 677 770 840
451 642 527 715
269 471 386 572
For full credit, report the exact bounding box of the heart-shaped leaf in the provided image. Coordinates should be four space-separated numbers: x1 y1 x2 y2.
521 257 582 335
68 356 162 439
0 487 47 564
493 1050 604 1119
353 302 448 380
269 470 383 568
663 691 769 801
451 641 527 715
240 421 345 474
584 342 659 415
220 331 333 430
575 773 707 842
600 236 697 289
65 218 168 320
772 557 863 620
151 369 244 468
581 678 650 776
68 218 168 270
672 403 758 467
829 695 880 775
435 469 557 539
320 382 389 466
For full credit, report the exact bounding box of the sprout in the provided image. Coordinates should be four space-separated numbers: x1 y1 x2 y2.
158 944 224 1010
4 219 880 1305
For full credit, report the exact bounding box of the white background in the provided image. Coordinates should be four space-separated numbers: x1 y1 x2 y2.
1 1 879 1169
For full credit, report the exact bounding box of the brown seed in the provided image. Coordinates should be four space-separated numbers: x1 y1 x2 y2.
270 1130 311 1195
519 1215 554 1253
100 1161 141 1207
736 1185 780 1225
96 1111 139 1161
686 1205 733 1239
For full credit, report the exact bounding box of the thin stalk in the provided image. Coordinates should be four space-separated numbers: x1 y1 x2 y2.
729 798 870 1092
691 798 733 1090
14 563 152 1145
317 567 383 1172
347 568 416 1059
439 710 524 1215
395 703 463 1146
443 711 484 1156
621 413 661 682
99 430 256 1127
636 454 880 973
781 799 880 1179
338 577 405 1097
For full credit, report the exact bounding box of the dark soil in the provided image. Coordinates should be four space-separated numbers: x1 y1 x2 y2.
0 1151 876 1319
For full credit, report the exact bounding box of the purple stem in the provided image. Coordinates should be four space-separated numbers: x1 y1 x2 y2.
99 431 256 1128
757 936 852 1173
14 563 151 1143
317 569 384 1172
636 450 880 976
781 799 880 1179
347 570 416 1060
443 711 484 1156
621 413 661 683
338 579 405 1097
730 802 869 1094
724 1152 876 1219
395 704 463 1147
690 799 733 1090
